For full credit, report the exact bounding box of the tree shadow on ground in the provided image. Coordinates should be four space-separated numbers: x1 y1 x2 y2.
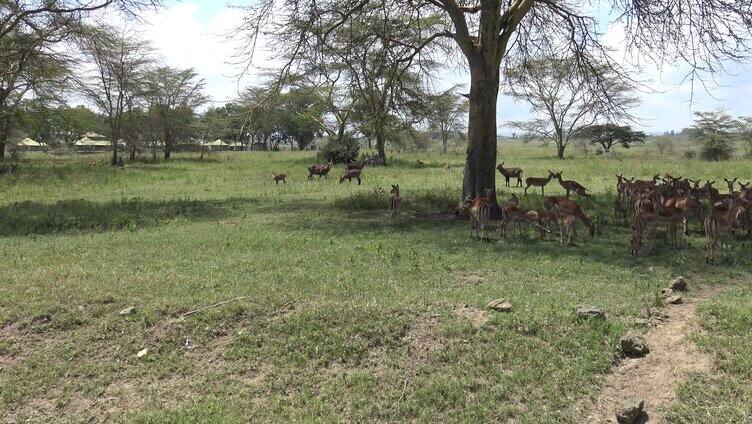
0 197 257 237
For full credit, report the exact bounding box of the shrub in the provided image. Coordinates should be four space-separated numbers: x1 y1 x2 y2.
683 150 697 160
699 134 734 161
319 134 359 164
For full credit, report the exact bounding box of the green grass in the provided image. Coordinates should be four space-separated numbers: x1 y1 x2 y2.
0 145 751 422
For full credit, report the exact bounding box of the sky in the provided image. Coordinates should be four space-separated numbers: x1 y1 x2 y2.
115 0 752 134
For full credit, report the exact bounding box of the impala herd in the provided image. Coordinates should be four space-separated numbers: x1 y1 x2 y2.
282 159 750 264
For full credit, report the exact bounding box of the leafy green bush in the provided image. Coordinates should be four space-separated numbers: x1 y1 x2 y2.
683 150 697 160
320 134 359 164
699 135 734 161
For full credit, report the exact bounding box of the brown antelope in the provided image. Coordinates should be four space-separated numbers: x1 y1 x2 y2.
345 162 364 171
500 194 521 238
468 188 493 241
389 184 401 228
497 162 523 187
704 202 734 264
339 168 362 185
662 193 703 235
724 178 738 194
518 209 550 240
272 173 287 184
552 171 590 198
550 198 595 245
442 162 451 172
308 161 333 179
630 192 683 254
739 183 751 202
524 171 555 196
416 160 425 168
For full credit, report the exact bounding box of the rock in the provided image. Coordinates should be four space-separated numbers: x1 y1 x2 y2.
119 306 136 316
669 276 688 291
576 306 605 319
666 295 683 305
615 398 647 424
487 298 513 312
660 288 674 298
620 333 650 357
638 307 668 326
136 348 148 358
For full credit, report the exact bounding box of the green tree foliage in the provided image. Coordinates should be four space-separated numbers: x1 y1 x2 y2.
689 110 737 161
320 133 359 163
580 124 646 153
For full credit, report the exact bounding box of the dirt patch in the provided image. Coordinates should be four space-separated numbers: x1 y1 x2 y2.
582 284 727 423
454 305 489 327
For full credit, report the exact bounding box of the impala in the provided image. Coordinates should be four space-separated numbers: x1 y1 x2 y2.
552 171 590 198
272 173 287 184
704 202 734 264
524 171 555 196
339 168 362 185
389 184 401 228
468 188 493 241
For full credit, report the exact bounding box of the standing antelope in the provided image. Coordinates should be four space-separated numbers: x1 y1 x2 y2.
724 178 738 194
468 188 493 241
272 173 287 184
524 171 555 196
345 162 364 171
552 171 590 198
500 194 521 239
389 184 401 228
308 161 333 179
705 202 734 264
497 162 523 187
340 168 362 185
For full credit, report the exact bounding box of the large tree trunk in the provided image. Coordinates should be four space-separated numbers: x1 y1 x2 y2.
556 140 565 159
442 132 448 154
462 61 500 217
375 129 387 165
129 144 137 161
0 117 11 159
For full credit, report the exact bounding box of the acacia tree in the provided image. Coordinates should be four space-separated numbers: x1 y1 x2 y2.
79 27 151 165
579 123 645 154
506 56 638 159
689 110 738 161
427 87 468 154
143 66 207 159
0 0 160 158
236 0 752 212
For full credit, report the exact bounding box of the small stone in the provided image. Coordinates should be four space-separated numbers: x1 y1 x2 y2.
669 276 688 291
660 288 674 298
615 398 647 424
576 306 605 319
136 348 148 358
487 298 513 312
666 295 683 305
119 306 136 316
620 333 650 357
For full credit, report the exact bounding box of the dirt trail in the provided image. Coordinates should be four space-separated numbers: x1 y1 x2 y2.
583 284 727 423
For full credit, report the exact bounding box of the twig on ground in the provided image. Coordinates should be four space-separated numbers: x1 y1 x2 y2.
179 296 249 319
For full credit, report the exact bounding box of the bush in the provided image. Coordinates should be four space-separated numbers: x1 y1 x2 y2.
319 134 359 164
683 150 697 160
699 135 734 161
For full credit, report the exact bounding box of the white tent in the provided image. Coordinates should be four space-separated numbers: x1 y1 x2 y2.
74 137 111 147
205 139 226 147
17 138 45 147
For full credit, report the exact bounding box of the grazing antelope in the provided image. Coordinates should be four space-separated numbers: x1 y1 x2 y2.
552 171 590 198
550 198 595 245
524 171 555 196
273 173 287 184
308 161 333 179
705 202 734 264
468 188 493 241
518 209 551 240
340 168 362 185
630 192 683 254
389 184 401 228
497 162 523 187
724 178 738 194
416 160 425 168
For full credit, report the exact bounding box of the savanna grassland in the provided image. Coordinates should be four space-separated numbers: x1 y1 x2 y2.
1 144 751 423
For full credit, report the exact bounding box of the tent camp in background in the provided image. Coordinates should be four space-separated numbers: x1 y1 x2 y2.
16 138 47 152
74 132 119 153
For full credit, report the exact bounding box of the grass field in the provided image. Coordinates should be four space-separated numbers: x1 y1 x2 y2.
1 144 751 423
